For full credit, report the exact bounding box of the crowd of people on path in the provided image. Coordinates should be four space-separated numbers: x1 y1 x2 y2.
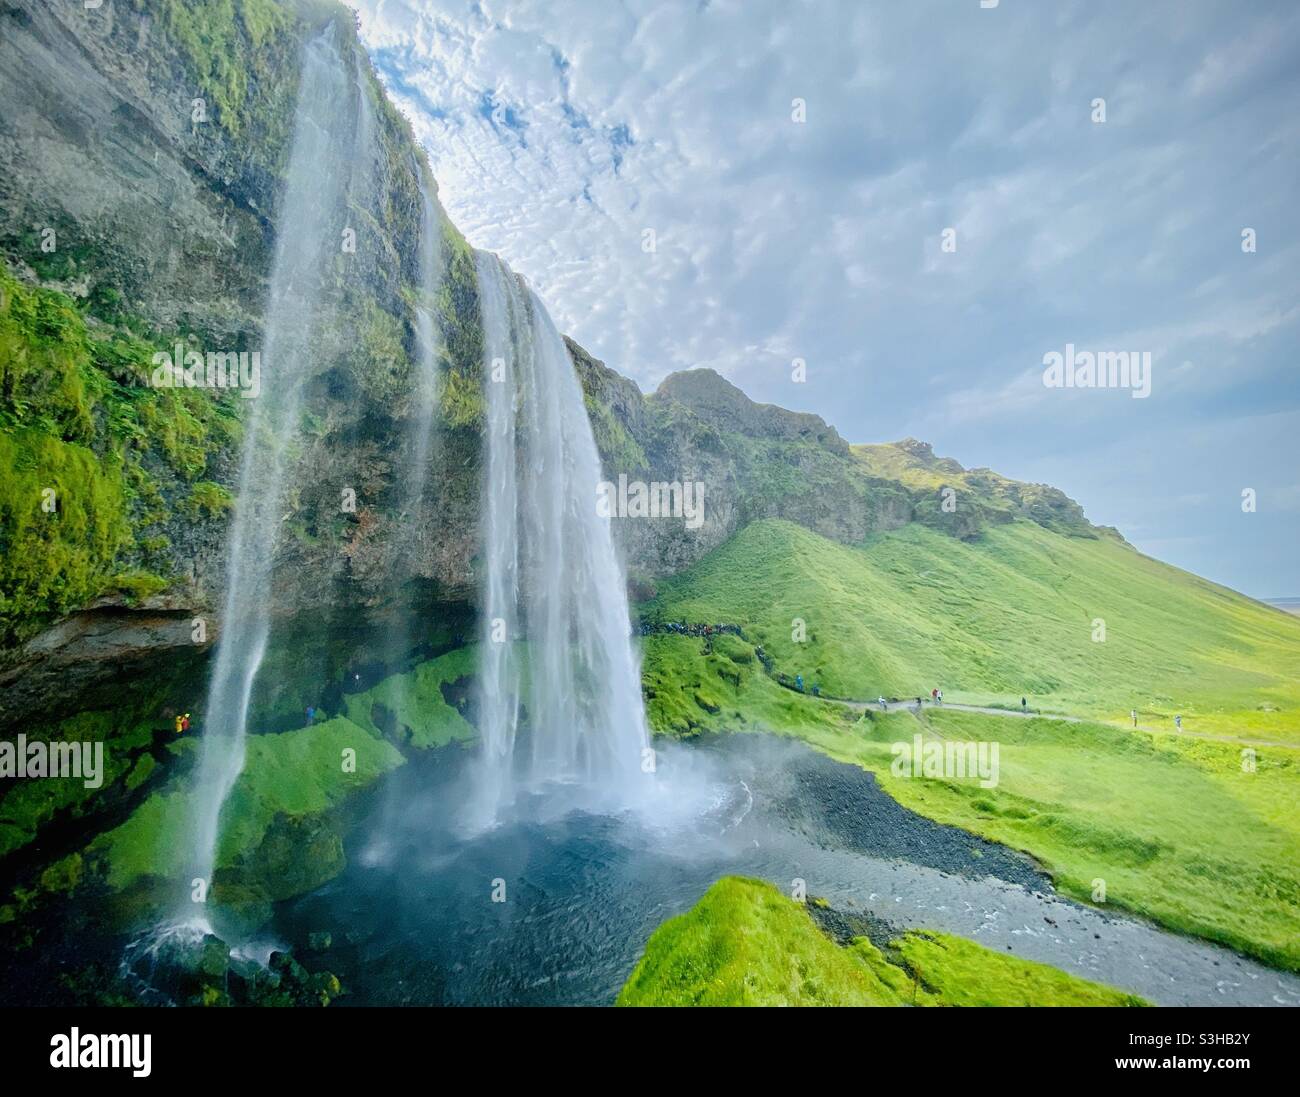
637 620 745 640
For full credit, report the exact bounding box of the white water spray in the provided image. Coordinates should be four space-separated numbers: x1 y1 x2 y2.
182 32 358 920
471 252 651 827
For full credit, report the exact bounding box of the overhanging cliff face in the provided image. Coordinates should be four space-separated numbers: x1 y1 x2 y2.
0 0 487 722
0 0 293 339
0 0 484 622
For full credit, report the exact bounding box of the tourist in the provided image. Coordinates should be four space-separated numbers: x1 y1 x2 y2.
1131 709 1138 727
306 705 316 725
878 696 887 712
1175 714 1182 731
1021 696 1027 712
795 674 804 692
174 714 184 735
181 713 191 733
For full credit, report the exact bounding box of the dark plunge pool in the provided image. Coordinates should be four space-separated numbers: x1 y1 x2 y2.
273 733 1300 1007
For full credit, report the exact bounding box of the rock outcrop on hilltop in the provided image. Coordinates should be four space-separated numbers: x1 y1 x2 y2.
571 346 1106 587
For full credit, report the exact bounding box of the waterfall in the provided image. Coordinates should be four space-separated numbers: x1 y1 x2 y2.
471 252 651 827
473 253 523 818
383 171 444 694
405 174 443 543
182 31 357 920
349 54 377 201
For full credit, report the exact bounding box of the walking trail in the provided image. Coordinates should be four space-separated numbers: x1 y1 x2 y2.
646 621 1300 750
780 682 1300 751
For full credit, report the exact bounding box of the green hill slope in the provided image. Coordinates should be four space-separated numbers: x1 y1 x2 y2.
638 630 1300 969
642 517 1300 738
616 876 1147 1007
793 707 1300 971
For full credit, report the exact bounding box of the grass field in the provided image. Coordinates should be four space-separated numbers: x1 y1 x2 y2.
792 706 1300 973
617 876 1148 1006
642 517 1300 739
639 625 1300 970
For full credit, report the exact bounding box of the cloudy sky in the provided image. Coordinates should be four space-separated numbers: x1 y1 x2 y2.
346 0 1299 598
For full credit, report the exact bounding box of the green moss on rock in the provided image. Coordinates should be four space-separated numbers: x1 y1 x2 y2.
617 876 1148 1007
146 0 294 138
342 646 479 749
89 715 404 899
0 261 241 644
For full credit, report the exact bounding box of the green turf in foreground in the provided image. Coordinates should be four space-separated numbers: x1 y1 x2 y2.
617 876 1148 1006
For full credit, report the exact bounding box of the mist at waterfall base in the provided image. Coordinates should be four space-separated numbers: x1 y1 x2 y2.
270 731 1300 1007
13 730 1295 1005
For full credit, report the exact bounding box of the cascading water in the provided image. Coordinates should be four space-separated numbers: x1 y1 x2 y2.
349 54 377 199
181 31 358 924
400 175 444 563
471 252 651 827
382 172 444 700
473 252 524 820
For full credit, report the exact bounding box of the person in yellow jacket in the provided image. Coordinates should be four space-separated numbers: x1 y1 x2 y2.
174 714 184 734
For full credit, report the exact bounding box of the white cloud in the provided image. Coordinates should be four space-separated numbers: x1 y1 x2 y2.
343 0 1300 595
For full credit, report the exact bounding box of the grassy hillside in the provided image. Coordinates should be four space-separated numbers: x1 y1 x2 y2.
638 638 1300 970
642 517 1300 738
851 439 1097 536
789 707 1300 972
617 876 1147 1007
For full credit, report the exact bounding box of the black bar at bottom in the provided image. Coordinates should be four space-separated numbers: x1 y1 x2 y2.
0 1004 1291 1083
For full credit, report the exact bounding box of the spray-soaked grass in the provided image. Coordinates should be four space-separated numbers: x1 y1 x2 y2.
890 929 1148 1007
617 876 1146 1006
90 717 404 893
343 644 479 749
642 631 858 740
86 646 477 905
643 518 1300 738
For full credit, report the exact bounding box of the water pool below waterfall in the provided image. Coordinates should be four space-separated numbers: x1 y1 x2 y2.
274 734 1300 1007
